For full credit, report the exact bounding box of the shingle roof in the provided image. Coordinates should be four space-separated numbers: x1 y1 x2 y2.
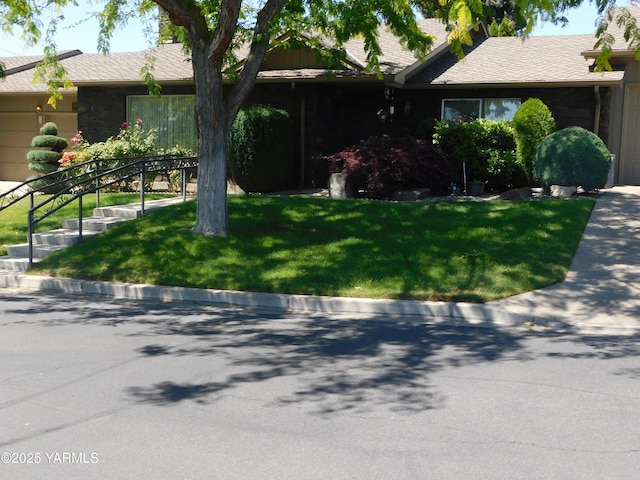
0 50 83 93
582 5 640 58
408 34 624 86
343 18 450 75
0 15 631 93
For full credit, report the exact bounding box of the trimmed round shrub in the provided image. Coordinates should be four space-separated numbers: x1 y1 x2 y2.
533 126 611 191
40 122 59 135
512 98 556 181
27 150 64 164
31 134 69 152
324 134 454 200
25 121 68 188
28 162 60 174
228 105 294 193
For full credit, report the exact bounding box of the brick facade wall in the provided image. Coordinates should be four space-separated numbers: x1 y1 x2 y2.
78 82 606 189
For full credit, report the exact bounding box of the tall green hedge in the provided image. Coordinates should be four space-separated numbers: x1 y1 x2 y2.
229 105 293 193
511 98 556 181
433 118 527 192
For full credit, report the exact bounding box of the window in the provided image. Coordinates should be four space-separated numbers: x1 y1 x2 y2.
127 95 197 149
441 98 521 121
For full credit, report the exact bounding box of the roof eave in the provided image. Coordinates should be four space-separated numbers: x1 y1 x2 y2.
582 48 636 60
407 79 624 89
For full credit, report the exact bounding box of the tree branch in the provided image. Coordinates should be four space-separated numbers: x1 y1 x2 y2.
153 0 210 42
227 0 288 118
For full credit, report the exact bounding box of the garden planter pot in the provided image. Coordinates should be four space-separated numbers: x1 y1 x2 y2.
329 173 356 198
467 181 485 196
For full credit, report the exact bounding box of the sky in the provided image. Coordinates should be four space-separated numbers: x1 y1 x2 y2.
0 1 627 57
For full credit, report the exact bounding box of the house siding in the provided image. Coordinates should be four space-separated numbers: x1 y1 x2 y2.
397 86 604 139
0 94 77 182
78 82 391 189
76 83 609 189
78 85 195 144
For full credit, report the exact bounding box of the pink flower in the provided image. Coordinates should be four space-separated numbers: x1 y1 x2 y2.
136 118 143 126
71 136 79 144
60 151 76 165
121 122 128 129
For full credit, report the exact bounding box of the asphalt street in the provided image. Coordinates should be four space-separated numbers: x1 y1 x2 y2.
1 292 639 479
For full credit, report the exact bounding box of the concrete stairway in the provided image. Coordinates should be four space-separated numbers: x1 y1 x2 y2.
0 197 187 272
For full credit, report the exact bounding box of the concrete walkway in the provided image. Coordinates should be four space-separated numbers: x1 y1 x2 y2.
489 185 640 334
2 185 639 335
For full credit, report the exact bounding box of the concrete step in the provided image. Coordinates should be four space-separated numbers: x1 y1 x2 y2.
33 228 100 247
93 197 187 219
0 256 40 272
0 197 191 273
61 216 128 232
6 243 66 259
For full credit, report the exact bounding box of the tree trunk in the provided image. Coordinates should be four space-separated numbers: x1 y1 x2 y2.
191 45 231 236
193 121 229 236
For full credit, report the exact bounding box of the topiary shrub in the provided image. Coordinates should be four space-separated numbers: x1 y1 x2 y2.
533 126 611 192
323 134 454 200
228 105 293 193
26 122 69 186
511 98 556 181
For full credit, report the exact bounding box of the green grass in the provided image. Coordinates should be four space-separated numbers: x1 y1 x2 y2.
0 193 173 256
23 195 595 303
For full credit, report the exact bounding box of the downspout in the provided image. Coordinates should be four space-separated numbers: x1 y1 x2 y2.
594 85 601 135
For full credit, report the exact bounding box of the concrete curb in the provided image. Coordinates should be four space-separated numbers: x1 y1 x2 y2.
0 272 561 330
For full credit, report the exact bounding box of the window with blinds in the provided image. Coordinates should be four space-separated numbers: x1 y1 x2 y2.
127 95 197 150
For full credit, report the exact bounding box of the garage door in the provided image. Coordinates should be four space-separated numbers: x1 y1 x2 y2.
0 112 77 182
620 84 640 185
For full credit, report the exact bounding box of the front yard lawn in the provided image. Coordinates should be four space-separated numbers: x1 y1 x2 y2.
25 195 595 303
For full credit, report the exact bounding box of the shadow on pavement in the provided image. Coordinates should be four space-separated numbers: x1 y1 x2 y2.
2 292 640 415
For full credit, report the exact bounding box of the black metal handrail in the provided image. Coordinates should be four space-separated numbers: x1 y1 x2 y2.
0 154 198 268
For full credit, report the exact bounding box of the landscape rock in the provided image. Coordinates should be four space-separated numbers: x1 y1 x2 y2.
550 185 577 198
499 187 533 200
392 188 431 201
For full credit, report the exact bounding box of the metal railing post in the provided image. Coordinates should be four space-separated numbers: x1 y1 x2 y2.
27 208 34 269
78 194 83 243
95 159 101 208
181 167 186 201
28 193 34 268
140 162 146 217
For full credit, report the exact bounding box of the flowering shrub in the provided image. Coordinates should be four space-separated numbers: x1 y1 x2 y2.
82 119 158 165
59 120 196 192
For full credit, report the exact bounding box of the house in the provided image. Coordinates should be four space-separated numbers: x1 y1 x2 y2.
0 50 81 181
1 8 638 186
